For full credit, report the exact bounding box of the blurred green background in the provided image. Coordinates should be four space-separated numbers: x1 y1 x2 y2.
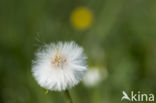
0 0 156 103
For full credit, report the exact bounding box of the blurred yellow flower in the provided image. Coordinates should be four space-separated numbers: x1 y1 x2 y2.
70 7 93 30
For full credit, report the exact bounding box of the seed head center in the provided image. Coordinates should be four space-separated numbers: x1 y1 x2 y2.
51 54 67 68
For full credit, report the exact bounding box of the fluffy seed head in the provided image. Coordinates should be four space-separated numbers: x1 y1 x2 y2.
32 41 87 91
83 67 108 87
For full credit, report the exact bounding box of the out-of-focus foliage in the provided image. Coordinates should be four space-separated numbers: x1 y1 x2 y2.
0 0 156 103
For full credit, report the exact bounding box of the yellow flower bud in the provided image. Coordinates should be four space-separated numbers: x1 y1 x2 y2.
70 7 93 30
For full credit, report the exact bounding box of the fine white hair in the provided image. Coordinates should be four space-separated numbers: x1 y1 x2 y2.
32 41 87 91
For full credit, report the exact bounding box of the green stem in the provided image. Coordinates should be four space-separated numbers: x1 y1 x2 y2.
64 90 73 103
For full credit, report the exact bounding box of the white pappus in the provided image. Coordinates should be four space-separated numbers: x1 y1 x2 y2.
32 41 87 91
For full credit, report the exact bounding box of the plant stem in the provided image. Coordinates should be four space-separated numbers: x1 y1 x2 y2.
64 90 73 103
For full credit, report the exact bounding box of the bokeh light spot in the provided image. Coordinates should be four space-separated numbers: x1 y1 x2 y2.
70 7 93 30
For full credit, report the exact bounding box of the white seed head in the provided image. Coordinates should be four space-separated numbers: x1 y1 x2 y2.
32 41 87 91
83 67 107 87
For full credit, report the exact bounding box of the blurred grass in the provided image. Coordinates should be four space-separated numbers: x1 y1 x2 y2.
0 0 156 103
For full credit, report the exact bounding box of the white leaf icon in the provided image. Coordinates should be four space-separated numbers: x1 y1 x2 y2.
121 91 131 101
